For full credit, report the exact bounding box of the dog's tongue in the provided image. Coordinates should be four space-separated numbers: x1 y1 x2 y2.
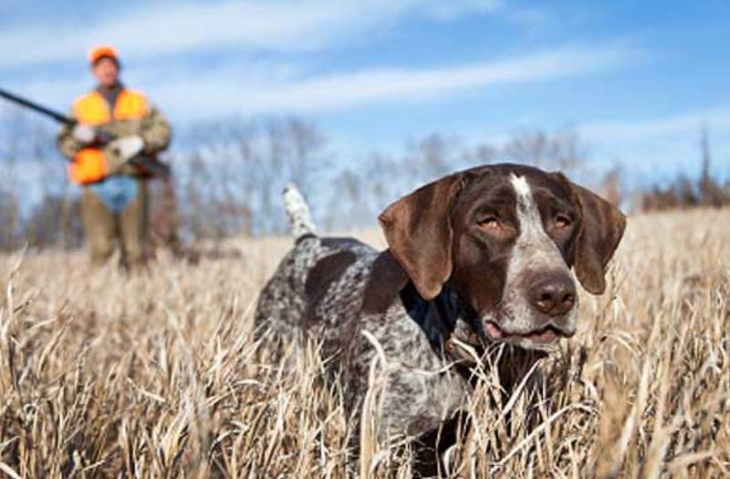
485 322 503 339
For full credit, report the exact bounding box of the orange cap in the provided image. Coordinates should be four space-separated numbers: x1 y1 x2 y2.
88 45 119 65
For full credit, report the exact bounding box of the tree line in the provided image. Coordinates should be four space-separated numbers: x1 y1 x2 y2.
0 109 727 252
639 126 729 211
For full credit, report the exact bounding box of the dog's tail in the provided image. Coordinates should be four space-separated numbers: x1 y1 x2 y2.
283 183 316 239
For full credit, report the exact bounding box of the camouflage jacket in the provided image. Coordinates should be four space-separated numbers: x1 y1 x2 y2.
57 85 171 178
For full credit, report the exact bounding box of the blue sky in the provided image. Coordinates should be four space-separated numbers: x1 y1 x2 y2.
1 0 729 187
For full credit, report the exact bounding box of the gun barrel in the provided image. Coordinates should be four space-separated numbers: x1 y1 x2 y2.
0 87 74 125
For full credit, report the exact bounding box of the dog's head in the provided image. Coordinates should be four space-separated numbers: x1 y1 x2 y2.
379 164 626 351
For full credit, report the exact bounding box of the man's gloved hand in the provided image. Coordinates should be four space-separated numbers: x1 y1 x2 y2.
105 135 145 174
72 124 97 144
111 135 144 161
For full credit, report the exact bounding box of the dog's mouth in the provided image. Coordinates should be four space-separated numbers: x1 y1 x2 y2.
484 321 568 348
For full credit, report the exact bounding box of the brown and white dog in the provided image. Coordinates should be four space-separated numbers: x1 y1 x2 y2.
255 164 626 458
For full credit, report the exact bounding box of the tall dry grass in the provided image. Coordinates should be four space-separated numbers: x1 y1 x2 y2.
0 209 728 478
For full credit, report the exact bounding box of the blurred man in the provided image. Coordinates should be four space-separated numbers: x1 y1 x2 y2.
57 45 171 269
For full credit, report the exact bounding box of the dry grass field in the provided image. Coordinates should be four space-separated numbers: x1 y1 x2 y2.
0 208 728 478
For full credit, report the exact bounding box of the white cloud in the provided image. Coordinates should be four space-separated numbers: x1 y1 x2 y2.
579 108 730 143
0 0 501 68
145 43 636 118
472 108 730 151
4 43 634 119
420 0 501 20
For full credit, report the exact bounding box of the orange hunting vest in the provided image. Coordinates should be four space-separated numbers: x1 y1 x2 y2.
68 89 148 185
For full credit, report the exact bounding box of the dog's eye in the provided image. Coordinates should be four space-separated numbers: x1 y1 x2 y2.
477 214 500 229
555 214 572 229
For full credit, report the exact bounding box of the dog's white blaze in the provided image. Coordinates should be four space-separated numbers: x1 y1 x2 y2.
511 174 544 238
509 174 554 259
497 174 577 338
511 175 532 197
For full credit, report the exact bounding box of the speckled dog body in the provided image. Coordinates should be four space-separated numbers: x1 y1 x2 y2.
257 234 470 437
255 165 626 443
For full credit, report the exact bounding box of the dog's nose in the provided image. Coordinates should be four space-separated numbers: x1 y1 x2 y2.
529 273 576 317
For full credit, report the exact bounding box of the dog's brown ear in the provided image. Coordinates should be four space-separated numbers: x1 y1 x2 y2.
566 180 627 294
378 173 465 300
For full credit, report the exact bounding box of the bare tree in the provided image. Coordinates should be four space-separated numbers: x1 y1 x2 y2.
598 166 623 206
172 117 328 238
23 194 83 249
698 124 728 207
676 175 699 208
503 127 586 173
405 133 457 181
642 124 730 212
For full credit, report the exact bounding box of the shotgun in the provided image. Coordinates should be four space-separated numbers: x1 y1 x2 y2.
0 87 171 179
